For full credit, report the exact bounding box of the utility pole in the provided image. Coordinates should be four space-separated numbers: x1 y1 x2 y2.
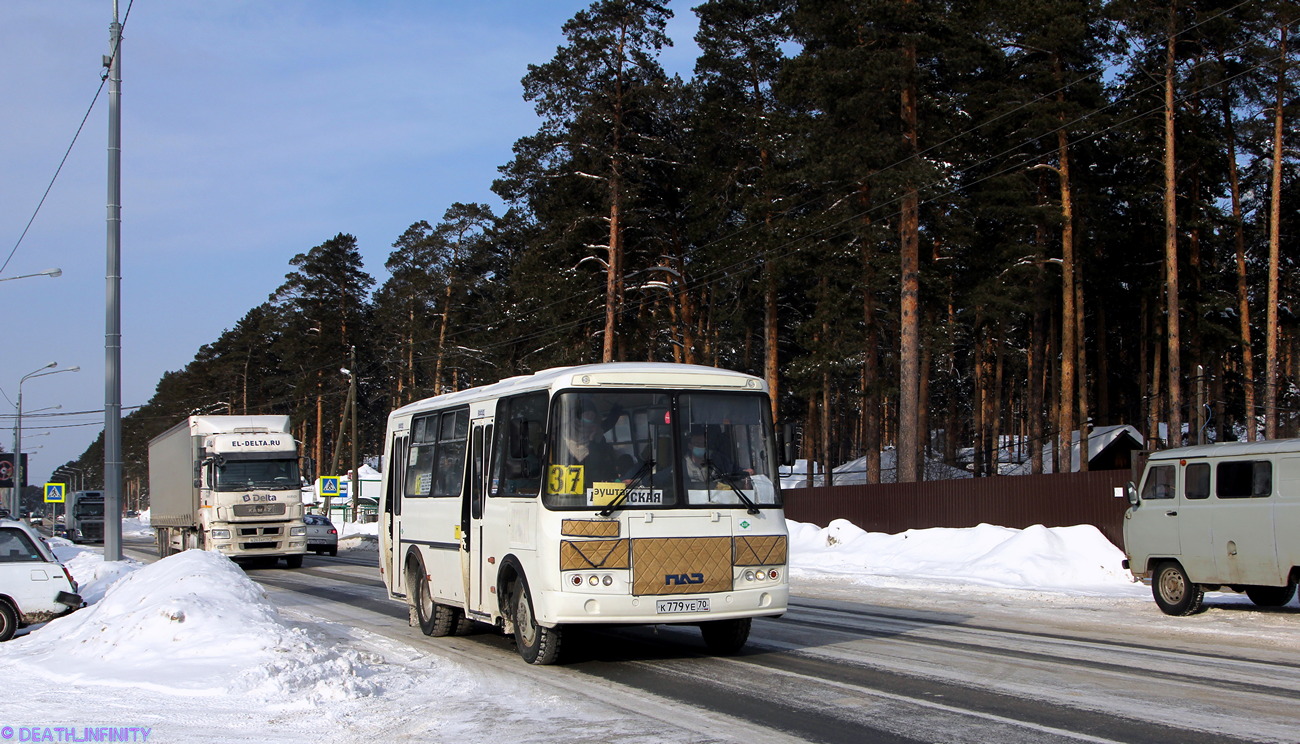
103 0 124 561
349 346 359 522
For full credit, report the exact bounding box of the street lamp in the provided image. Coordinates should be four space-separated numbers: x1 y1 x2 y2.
13 363 80 515
0 268 62 283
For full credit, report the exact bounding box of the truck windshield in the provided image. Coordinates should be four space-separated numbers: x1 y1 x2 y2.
215 458 301 491
73 501 105 519
542 390 779 511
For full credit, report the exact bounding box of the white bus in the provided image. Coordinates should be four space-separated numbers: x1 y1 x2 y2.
1124 439 1300 615
378 362 789 664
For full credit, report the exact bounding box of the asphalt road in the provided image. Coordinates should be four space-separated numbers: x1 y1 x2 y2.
117 537 1300 744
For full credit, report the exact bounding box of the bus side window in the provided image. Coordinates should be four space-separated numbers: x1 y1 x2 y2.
1141 465 1175 500
491 392 547 497
1184 462 1210 500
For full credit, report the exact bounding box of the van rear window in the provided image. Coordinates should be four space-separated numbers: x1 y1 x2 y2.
1216 460 1271 499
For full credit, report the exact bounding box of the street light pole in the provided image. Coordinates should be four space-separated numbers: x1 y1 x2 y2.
104 0 125 563
0 268 62 283
13 363 79 517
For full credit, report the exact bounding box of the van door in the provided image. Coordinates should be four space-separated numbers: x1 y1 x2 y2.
1176 461 1216 581
1127 462 1180 570
1276 458 1300 582
1211 458 1280 585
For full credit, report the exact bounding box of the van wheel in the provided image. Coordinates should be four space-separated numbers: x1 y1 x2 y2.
513 581 562 664
1153 562 1205 616
1245 583 1297 607
0 601 16 642
700 617 751 655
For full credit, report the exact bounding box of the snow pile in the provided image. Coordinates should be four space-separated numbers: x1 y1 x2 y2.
788 519 1140 596
3 550 423 703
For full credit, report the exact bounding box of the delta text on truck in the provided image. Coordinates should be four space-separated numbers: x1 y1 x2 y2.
148 415 308 567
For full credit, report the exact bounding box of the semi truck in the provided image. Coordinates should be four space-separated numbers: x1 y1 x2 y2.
149 415 308 567
67 490 105 543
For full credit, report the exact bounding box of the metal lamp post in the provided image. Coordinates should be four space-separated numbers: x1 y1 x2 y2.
13 363 80 516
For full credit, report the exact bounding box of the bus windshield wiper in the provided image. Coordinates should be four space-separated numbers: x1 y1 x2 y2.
599 459 655 517
705 460 760 514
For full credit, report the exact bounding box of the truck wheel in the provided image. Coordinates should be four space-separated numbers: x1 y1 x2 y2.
513 580 562 664
0 601 16 642
284 555 304 569
1245 583 1297 607
700 617 751 655
1153 561 1205 616
156 527 172 558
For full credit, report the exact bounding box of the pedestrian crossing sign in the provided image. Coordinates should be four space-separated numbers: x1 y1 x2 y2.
44 483 67 503
318 476 340 498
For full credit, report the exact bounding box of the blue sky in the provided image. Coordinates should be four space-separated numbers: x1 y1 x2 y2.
1 1 701 485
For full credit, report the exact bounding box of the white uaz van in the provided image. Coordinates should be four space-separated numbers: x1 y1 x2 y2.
1124 440 1300 615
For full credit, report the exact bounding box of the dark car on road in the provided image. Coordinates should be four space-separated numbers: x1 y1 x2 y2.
304 514 338 557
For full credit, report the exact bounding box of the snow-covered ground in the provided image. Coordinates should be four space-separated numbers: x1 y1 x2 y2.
1 516 1295 742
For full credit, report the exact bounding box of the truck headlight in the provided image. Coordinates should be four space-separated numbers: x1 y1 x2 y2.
290 526 307 536
210 529 231 539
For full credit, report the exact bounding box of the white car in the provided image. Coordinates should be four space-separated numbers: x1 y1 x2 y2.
0 519 82 641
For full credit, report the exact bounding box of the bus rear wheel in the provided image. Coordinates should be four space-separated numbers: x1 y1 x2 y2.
700 617 751 655
409 561 457 637
513 581 562 665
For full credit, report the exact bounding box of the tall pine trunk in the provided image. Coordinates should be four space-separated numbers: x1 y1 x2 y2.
1163 3 1183 448
1264 23 1288 440
897 27 922 483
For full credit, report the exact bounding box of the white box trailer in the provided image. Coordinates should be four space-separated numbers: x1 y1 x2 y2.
1123 439 1300 614
148 415 307 567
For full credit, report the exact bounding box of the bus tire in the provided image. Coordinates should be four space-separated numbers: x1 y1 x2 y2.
513 581 561 665
409 560 456 637
1153 561 1204 616
700 617 751 655
1245 582 1296 608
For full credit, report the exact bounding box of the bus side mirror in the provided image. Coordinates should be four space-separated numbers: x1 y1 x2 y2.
1125 482 1139 506
776 423 796 467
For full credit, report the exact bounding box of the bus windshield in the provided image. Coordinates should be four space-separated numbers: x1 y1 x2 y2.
542 390 779 510
214 458 301 491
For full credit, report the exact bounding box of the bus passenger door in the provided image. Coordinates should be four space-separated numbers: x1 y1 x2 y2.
384 435 409 596
467 421 492 614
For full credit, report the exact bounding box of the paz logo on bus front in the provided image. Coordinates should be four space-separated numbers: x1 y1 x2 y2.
44 483 67 503
666 573 704 585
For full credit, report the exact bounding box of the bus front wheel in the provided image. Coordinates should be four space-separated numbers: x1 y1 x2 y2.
513 581 562 665
700 617 751 655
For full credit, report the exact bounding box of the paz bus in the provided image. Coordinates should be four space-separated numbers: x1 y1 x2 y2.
377 362 789 664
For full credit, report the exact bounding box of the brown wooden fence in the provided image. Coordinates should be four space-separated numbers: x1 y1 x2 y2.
781 470 1134 549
